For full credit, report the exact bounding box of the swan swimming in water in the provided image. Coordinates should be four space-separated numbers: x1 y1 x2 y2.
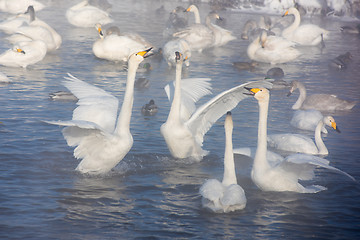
287 80 356 111
0 40 47 68
45 48 152 175
268 115 340 155
246 87 354 193
66 0 113 28
282 7 328 46
200 111 247 213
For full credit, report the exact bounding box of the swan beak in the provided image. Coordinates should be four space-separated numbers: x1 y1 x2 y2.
137 48 153 58
244 87 260 95
16 48 25 54
282 10 289 17
175 51 182 61
185 7 191 12
332 122 341 133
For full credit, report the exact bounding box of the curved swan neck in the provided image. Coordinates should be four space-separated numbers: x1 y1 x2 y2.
283 8 301 37
315 119 328 155
115 59 139 134
254 97 271 171
222 121 236 186
192 7 201 24
167 58 183 122
292 82 307 110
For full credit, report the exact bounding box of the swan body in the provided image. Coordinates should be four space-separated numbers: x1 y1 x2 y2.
66 0 113 28
291 109 327 133
0 0 45 14
45 49 151 175
0 12 31 34
268 115 340 155
0 40 47 68
288 80 356 111
92 26 150 62
200 112 246 213
282 7 328 46
161 52 272 161
163 38 191 67
247 33 301 65
208 13 236 47
247 87 354 193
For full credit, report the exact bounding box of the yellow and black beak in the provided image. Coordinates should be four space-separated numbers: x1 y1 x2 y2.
331 121 341 133
244 87 260 96
17 48 25 54
282 10 289 17
136 47 153 58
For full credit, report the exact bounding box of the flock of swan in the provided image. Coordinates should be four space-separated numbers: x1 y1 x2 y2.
0 0 357 214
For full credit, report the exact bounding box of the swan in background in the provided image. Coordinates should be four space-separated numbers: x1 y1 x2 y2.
173 12 216 52
260 30 296 51
246 87 354 193
268 115 340 155
185 4 201 24
163 38 191 67
7 6 61 51
66 0 113 28
200 112 247 213
287 80 356 111
45 49 152 175
282 7 328 46
0 40 47 68
291 109 328 133
0 0 45 14
207 12 236 47
161 51 272 161
247 32 301 65
141 99 158 116
93 24 152 62
163 6 189 38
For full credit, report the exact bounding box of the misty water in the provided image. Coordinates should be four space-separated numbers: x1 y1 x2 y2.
1 0 360 239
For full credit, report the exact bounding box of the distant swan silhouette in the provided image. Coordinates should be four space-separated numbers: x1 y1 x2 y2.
200 112 247 213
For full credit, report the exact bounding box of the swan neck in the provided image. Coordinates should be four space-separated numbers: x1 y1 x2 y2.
115 60 138 134
222 125 237 186
193 8 201 24
283 10 301 36
315 119 328 155
167 59 183 122
292 83 306 109
71 0 88 10
254 98 271 170
247 37 259 59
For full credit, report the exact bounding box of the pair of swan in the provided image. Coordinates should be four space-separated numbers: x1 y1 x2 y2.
282 7 328 46
173 5 236 52
161 51 272 161
200 112 247 213
268 115 340 155
247 31 301 64
245 87 354 193
6 6 61 52
45 49 152 175
66 0 113 28
92 24 152 62
0 40 47 68
288 80 356 111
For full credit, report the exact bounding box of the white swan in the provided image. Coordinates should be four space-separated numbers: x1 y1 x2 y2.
0 40 47 68
93 24 151 62
0 0 45 14
288 80 356 111
282 7 329 46
200 111 247 213
246 87 354 193
290 109 328 133
7 6 62 51
247 32 301 65
185 5 201 24
172 12 214 52
161 51 272 161
207 13 236 47
66 0 113 28
45 49 152 175
163 38 191 67
268 115 340 155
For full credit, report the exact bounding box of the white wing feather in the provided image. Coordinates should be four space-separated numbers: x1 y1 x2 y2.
186 81 273 145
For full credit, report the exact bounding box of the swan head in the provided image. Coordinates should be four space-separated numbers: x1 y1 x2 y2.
224 111 233 131
129 48 153 63
175 51 185 62
245 87 270 101
323 116 341 133
185 5 198 13
282 7 298 17
287 80 300 97
95 23 104 38
25 5 35 22
13 46 25 54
